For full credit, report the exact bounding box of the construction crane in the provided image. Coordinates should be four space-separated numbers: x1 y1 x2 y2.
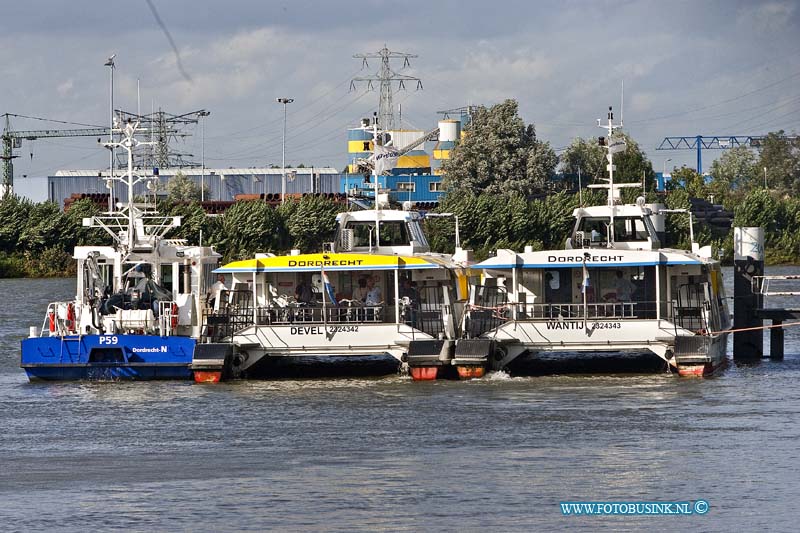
1 114 110 196
656 134 799 174
1 111 203 196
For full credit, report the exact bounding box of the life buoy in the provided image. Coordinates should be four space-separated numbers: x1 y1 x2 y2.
66 303 75 332
171 303 179 330
48 309 56 332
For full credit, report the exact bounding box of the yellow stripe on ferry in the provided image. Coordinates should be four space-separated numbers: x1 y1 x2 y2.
216 253 441 273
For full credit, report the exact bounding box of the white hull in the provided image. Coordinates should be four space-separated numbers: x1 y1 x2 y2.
486 319 728 374
230 323 434 371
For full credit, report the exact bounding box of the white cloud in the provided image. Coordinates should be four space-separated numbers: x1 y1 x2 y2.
56 79 74 97
738 1 796 31
4 0 800 191
630 92 657 114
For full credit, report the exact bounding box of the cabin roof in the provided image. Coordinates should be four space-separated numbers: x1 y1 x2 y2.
474 249 703 270
216 252 445 273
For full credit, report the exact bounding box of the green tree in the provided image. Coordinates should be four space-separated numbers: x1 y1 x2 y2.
560 137 606 186
733 189 778 231
428 190 581 259
668 166 707 198
708 145 757 193
756 131 800 193
662 188 692 248
219 200 287 260
611 133 656 190
18 201 71 254
162 201 218 245
64 198 111 247
0 194 32 252
278 195 340 252
166 171 206 203
441 99 557 196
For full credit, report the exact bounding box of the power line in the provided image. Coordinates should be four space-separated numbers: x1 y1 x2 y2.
204 67 365 142
627 68 800 125
209 89 373 162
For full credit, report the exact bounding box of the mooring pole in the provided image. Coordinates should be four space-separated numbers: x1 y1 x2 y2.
733 227 764 360
770 319 784 360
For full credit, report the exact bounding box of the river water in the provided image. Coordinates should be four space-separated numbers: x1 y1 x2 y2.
2 269 800 531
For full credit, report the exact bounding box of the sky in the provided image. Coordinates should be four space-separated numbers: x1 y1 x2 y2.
2 0 799 201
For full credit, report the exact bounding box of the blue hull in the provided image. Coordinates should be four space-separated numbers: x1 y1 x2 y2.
21 334 196 381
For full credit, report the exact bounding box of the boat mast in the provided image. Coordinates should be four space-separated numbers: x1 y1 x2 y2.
598 106 624 245
84 119 178 290
372 115 380 249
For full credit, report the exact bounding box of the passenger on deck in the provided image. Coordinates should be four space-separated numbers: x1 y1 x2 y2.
399 277 418 303
613 270 637 301
365 276 382 306
209 274 228 310
399 277 419 327
354 276 369 303
295 278 315 305
545 272 556 302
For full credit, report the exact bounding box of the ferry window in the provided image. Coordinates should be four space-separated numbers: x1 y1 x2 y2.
379 221 410 246
397 182 416 192
98 263 114 291
407 221 429 247
544 270 559 290
347 222 378 248
202 263 217 294
178 264 189 294
346 221 413 247
429 182 445 192
613 217 648 242
161 264 173 293
578 217 610 242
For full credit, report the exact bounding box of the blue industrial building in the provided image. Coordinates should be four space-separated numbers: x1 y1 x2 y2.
340 173 445 204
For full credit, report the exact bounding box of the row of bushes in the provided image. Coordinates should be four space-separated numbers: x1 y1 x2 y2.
1 187 798 278
0 194 342 277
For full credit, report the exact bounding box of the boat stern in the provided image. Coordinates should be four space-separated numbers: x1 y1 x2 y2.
191 343 233 383
674 334 727 377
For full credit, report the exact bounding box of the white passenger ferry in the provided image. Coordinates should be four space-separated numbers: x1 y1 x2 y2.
457 108 731 377
192 123 473 382
192 206 472 382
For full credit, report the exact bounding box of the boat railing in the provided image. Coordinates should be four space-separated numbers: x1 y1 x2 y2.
41 301 79 337
202 297 392 341
466 301 670 337
157 300 177 335
259 301 387 325
752 275 800 296
514 302 639 320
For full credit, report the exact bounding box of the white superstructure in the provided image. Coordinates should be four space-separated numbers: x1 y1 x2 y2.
461 108 731 376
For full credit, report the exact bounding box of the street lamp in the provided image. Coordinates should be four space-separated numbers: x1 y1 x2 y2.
276 97 294 204
764 166 768 189
662 158 672 191
198 110 211 202
104 54 116 212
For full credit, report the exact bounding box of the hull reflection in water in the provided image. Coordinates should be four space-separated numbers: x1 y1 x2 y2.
507 350 682 376
240 355 402 379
